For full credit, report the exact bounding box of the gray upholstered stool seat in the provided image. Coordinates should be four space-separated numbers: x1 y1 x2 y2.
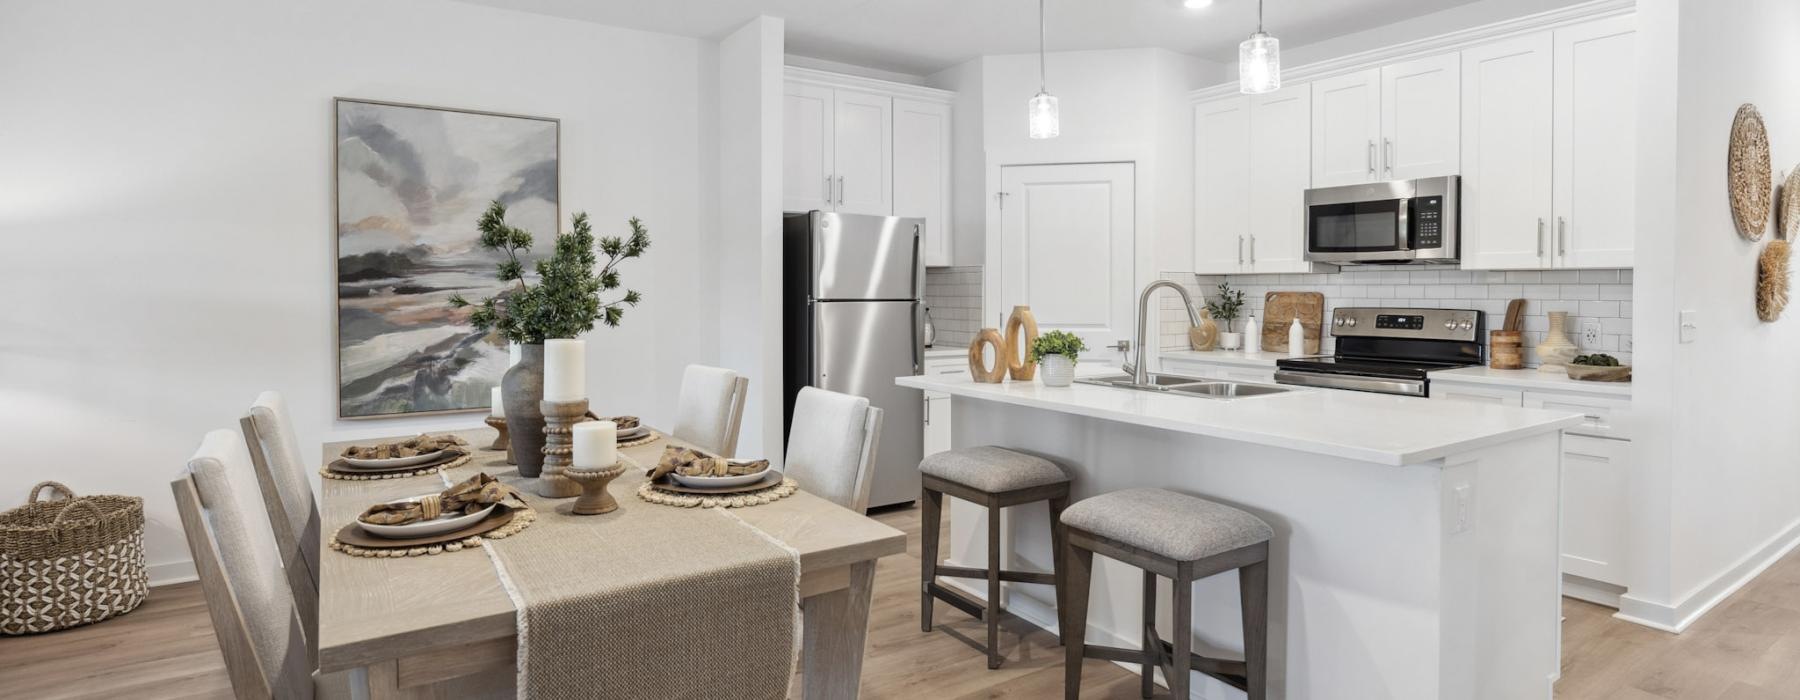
919 446 1069 493
1060 487 1271 562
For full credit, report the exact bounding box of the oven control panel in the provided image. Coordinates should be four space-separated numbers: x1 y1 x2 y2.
1332 307 1482 342
1376 314 1425 330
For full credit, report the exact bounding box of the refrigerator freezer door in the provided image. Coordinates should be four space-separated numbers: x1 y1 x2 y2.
815 300 923 509
813 212 922 301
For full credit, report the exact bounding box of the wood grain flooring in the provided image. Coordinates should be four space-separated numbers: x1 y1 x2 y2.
6 504 1800 699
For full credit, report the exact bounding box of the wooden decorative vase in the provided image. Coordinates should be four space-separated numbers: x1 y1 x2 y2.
537 399 589 498
1004 305 1039 381
968 329 1007 383
1536 312 1579 373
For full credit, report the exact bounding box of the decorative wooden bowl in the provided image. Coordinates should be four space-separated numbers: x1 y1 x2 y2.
1565 364 1631 382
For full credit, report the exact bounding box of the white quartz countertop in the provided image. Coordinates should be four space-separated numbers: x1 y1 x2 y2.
896 373 1584 466
1430 365 1632 396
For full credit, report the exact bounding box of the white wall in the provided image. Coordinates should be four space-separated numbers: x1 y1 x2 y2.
0 0 722 582
1622 0 1800 631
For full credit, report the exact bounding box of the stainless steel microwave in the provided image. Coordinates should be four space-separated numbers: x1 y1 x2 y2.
1304 175 1460 264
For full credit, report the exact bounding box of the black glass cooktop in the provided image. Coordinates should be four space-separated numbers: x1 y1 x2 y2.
1276 355 1477 380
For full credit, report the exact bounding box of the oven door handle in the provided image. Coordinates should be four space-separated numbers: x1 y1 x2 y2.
1273 369 1428 397
1394 197 1413 252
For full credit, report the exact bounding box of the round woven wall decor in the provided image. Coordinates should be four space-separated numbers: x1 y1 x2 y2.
1758 240 1791 322
1780 167 1800 241
1729 104 1773 241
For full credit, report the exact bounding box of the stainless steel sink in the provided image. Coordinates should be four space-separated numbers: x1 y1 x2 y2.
1073 373 1292 399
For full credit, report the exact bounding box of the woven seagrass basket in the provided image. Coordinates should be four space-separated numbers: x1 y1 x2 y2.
1 481 147 635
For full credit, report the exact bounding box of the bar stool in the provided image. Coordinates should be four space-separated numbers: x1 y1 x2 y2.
919 446 1072 669
1059 488 1272 700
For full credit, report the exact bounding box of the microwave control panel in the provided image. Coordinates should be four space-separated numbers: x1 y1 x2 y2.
1413 197 1444 250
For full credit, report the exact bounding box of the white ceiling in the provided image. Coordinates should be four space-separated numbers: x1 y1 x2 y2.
453 0 1507 76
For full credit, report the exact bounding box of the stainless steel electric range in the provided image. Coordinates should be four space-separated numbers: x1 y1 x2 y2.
1273 307 1485 397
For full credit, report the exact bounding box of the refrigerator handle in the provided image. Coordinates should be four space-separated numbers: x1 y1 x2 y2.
912 223 924 374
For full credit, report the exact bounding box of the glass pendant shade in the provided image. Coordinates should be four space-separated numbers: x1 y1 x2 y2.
1239 31 1281 94
1028 91 1060 140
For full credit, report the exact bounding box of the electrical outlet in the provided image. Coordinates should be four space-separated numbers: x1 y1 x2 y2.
1680 310 1699 343
1580 319 1602 348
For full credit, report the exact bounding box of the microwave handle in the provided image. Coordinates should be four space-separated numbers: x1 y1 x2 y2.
1394 197 1413 252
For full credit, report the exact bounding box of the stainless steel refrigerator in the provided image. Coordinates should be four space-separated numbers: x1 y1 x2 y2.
783 211 924 510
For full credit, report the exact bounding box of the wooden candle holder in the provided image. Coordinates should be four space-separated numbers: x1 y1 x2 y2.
538 399 589 498
564 463 626 516
483 416 515 465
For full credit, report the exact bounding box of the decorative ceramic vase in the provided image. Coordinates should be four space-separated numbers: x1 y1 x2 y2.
1188 309 1219 351
503 343 548 477
1219 331 1244 351
1039 354 1076 387
1536 311 1580 373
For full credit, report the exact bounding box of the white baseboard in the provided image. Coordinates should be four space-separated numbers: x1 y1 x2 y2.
148 559 197 587
1561 574 1624 609
1615 517 1800 633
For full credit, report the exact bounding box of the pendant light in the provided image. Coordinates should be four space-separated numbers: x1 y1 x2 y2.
1238 0 1281 94
1028 0 1059 139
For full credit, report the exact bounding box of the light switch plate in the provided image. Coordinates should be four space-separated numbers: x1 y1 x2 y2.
1679 310 1699 343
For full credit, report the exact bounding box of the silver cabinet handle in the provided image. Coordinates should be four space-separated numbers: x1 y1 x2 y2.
836 175 845 205
1384 138 1393 176
1537 218 1546 257
923 395 930 425
1558 217 1568 256
1367 141 1376 176
823 175 831 204
1249 236 1257 265
1238 235 1245 265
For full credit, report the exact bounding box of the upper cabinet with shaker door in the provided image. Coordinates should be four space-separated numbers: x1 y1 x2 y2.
1192 96 1251 275
1380 53 1461 181
1310 69 1382 187
1192 87 1316 275
1553 15 1637 269
1460 34 1555 270
783 68 957 264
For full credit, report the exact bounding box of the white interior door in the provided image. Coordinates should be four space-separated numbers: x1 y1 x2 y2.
1554 15 1637 269
1311 69 1382 187
832 89 892 216
999 163 1136 365
783 83 834 213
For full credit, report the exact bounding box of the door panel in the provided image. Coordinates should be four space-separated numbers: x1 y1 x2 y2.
1311 69 1382 187
814 300 922 508
1194 97 1250 274
1561 435 1628 585
1381 53 1461 181
1248 86 1311 272
893 98 953 266
812 212 920 301
833 90 892 216
784 83 834 213
999 163 1136 364
1555 16 1637 269
1460 35 1553 270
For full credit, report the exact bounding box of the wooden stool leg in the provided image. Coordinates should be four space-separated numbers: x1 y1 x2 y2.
1240 559 1270 700
920 486 943 633
1169 575 1194 700
1047 491 1071 646
986 501 1003 669
1062 540 1094 700
1141 570 1157 699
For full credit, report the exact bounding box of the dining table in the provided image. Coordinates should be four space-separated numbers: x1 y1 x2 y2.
316 425 907 699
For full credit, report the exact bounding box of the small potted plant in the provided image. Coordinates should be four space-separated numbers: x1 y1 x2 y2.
1030 330 1087 387
1206 282 1247 350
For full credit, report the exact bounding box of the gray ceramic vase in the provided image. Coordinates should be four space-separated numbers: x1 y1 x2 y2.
502 343 547 477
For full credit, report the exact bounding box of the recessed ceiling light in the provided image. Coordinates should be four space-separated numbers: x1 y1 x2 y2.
1183 0 1215 8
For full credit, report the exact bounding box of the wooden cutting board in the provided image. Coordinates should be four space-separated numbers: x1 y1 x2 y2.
1261 291 1325 354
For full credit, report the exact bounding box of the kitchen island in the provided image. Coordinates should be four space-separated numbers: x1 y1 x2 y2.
896 372 1584 699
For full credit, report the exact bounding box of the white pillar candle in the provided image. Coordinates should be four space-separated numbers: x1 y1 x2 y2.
572 421 617 469
542 339 586 401
490 386 505 418
508 342 523 367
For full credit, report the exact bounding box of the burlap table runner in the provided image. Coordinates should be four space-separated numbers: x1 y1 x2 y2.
477 467 800 699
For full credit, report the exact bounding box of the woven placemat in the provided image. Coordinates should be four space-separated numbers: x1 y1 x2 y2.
328 507 537 558
319 452 472 481
635 477 799 508
617 430 663 449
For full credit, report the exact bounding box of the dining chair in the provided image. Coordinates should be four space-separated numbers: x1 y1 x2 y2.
173 429 347 699
783 386 884 512
240 391 320 651
672 364 750 456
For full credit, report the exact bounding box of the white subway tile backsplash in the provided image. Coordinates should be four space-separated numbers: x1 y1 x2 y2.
1540 270 1581 283
1559 285 1600 300
925 266 983 348
1579 300 1620 317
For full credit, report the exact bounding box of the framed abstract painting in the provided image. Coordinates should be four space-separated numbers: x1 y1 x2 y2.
333 98 559 418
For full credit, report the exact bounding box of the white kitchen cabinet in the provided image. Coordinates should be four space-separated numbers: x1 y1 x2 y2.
783 83 835 213
1560 434 1629 586
1553 15 1637 269
1310 69 1382 187
1192 96 1251 274
1459 34 1555 270
1380 53 1461 181
831 89 892 216
1432 383 1524 405
921 355 963 459
1524 390 1632 441
893 98 953 267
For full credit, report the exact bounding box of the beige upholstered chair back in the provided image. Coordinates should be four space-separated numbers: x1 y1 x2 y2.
172 429 311 699
672 365 749 456
784 387 883 512
241 391 320 649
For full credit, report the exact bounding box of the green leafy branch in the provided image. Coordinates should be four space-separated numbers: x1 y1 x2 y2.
449 201 652 344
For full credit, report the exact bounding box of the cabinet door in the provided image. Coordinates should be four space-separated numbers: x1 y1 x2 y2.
1562 434 1628 586
1380 53 1461 181
1460 35 1553 270
1310 69 1382 187
893 98 953 266
832 90 892 216
784 83 835 213
1430 383 1524 405
1248 86 1312 272
1193 97 1251 274
1554 16 1637 269
923 394 951 458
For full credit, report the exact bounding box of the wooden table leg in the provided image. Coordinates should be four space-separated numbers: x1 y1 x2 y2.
801 559 877 699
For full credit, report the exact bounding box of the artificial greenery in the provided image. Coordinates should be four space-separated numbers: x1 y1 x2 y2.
1571 353 1620 367
1029 330 1088 365
1205 282 1247 326
448 201 650 344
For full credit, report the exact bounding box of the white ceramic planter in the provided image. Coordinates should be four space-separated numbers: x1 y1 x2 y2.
1219 332 1244 350
1039 354 1076 387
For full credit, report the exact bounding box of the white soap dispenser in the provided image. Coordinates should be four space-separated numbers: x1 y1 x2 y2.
1243 313 1261 354
1288 318 1306 357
